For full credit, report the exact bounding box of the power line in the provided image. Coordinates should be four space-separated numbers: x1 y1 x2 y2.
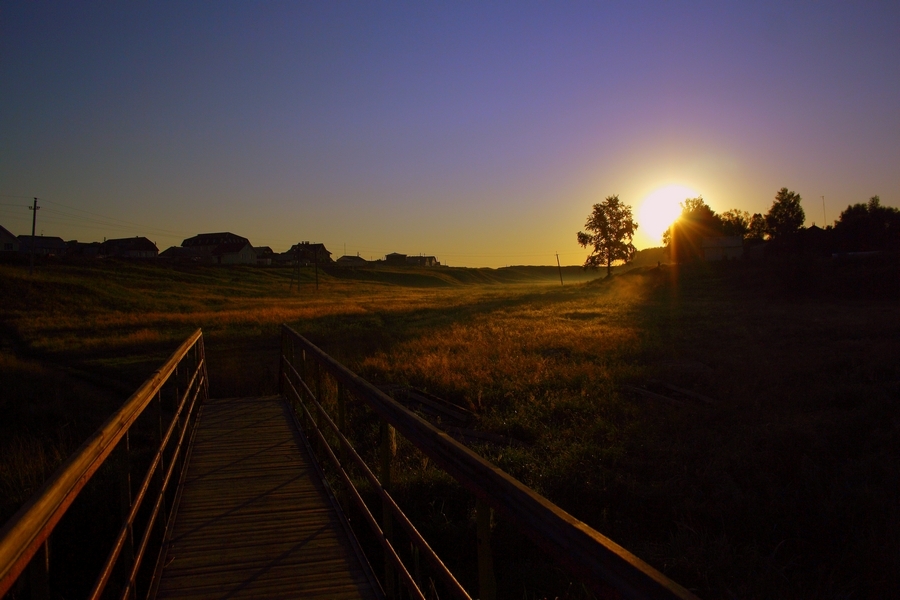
0 196 193 241
40 197 192 238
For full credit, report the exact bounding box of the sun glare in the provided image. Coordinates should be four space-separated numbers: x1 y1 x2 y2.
637 184 698 242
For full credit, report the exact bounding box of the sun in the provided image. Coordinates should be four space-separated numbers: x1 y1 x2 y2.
637 184 699 242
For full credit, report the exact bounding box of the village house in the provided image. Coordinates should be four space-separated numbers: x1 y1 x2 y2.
0 225 18 252
335 254 368 267
213 241 256 265
182 232 250 253
406 255 440 267
159 246 194 261
100 236 159 258
177 232 256 264
67 241 102 257
385 252 407 266
254 246 275 266
288 242 333 265
17 235 68 256
383 252 440 267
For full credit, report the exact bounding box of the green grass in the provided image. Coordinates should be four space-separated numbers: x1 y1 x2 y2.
2 255 899 598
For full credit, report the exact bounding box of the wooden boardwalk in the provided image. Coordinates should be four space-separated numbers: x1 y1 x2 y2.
154 396 381 599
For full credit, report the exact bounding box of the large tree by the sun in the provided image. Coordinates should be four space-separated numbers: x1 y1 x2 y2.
577 195 638 277
663 197 723 262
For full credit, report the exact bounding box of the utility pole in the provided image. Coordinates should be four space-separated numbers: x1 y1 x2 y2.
288 243 299 292
314 246 319 291
556 253 564 286
29 198 40 275
821 196 826 227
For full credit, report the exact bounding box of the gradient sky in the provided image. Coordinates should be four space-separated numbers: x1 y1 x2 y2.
2 2 898 267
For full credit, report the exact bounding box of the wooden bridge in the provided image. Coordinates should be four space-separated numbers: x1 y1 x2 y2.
0 328 699 600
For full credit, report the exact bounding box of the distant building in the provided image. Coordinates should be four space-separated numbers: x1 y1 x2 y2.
159 246 193 260
406 255 440 267
288 242 333 264
385 252 407 266
213 241 256 265
0 225 18 252
701 236 743 261
254 246 275 266
799 225 833 257
100 236 159 258
179 232 257 264
17 235 68 256
182 232 250 253
335 254 368 267
67 240 102 257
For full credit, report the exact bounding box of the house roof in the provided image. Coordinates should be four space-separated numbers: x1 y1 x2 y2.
0 225 17 242
213 241 254 255
101 236 159 252
336 255 368 263
182 232 250 248
17 235 68 249
160 246 194 258
289 242 330 253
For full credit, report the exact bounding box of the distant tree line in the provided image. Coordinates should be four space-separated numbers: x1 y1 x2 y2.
577 188 899 272
664 188 900 262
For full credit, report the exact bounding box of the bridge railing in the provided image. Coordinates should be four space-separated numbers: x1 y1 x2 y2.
0 329 209 600
280 324 699 600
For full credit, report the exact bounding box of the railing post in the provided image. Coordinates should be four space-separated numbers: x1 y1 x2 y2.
476 498 497 600
314 360 323 404
155 391 169 541
337 381 347 467
119 432 135 566
314 361 326 455
380 421 396 599
410 542 422 592
27 540 49 600
199 336 209 403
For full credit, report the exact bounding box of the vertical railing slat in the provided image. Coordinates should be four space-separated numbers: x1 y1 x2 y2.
476 498 497 600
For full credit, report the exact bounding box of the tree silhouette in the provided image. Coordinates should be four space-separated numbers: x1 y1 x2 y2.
720 209 751 238
835 195 900 251
747 213 767 242
765 188 805 241
577 195 638 277
664 197 723 262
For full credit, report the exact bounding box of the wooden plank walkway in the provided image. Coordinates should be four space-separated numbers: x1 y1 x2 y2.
154 396 381 599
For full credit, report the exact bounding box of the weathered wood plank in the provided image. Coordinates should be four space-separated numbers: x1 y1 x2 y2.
155 395 380 599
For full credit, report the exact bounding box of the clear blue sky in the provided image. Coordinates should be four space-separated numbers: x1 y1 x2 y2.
2 2 898 266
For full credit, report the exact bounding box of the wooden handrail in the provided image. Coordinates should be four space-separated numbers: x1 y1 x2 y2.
281 324 699 600
0 329 204 597
282 359 472 600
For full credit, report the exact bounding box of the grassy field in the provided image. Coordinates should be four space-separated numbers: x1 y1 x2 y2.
1 254 899 598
